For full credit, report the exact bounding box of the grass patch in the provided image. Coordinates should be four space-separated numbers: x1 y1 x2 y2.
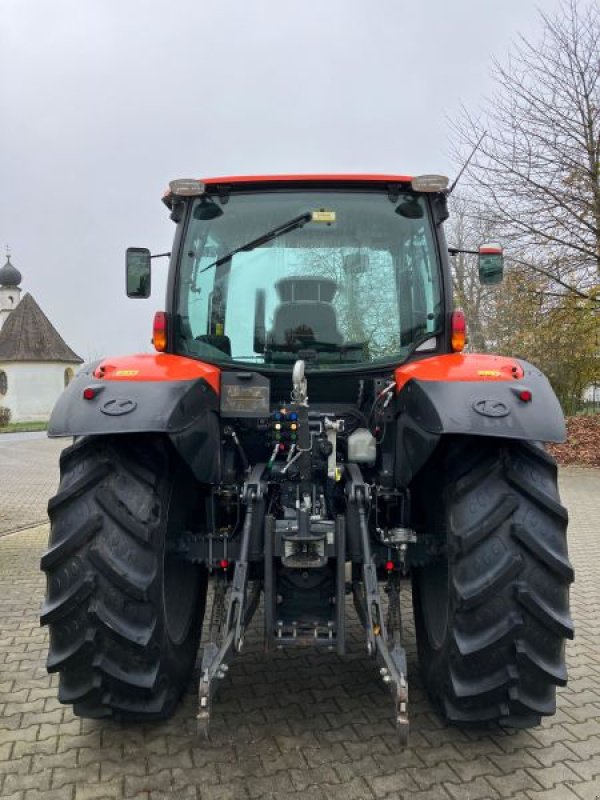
0 421 48 434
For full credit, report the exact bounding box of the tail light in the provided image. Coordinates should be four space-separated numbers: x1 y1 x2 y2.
153 311 168 352
451 310 466 352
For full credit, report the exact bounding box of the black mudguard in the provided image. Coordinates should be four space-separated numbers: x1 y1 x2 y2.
395 359 566 487
48 363 221 483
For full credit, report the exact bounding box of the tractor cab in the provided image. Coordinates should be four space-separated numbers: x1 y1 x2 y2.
128 176 451 370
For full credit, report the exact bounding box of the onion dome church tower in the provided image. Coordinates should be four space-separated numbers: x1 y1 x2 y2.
0 254 23 331
0 253 83 422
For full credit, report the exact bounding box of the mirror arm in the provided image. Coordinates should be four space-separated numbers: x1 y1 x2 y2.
448 247 479 257
150 252 171 260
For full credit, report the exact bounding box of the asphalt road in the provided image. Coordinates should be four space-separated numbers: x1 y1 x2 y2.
0 436 64 535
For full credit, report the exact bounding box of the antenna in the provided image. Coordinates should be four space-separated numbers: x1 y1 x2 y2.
447 131 486 196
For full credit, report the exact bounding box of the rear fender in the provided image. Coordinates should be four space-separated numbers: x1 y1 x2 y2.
394 354 566 486
48 354 222 483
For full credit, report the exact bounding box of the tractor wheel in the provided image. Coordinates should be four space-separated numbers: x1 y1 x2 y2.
41 435 208 720
412 438 574 728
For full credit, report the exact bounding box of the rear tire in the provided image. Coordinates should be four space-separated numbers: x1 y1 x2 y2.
41 436 208 720
412 438 574 728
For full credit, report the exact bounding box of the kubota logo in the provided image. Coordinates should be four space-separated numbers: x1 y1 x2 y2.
100 398 137 416
472 399 510 418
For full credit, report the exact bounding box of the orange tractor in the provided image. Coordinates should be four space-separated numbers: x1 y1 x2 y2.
41 175 573 743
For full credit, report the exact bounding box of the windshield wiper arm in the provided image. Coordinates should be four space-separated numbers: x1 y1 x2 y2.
200 212 312 273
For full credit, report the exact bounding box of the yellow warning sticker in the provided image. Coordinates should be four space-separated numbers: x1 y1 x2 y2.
312 210 336 223
115 370 139 376
478 370 501 377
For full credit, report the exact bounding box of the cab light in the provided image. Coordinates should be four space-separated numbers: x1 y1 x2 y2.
168 178 205 196
153 311 168 352
451 310 466 352
411 174 449 192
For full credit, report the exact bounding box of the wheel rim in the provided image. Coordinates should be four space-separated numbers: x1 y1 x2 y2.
163 555 198 645
163 480 199 646
419 560 450 650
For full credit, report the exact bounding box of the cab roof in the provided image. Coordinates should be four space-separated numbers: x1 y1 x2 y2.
162 174 414 207
201 173 413 185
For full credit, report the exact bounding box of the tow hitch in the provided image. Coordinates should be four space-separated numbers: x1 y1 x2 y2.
196 461 411 745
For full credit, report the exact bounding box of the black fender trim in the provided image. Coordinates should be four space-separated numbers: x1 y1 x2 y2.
395 360 566 486
48 365 221 483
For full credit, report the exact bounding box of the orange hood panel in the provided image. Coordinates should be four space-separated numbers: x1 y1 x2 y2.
395 354 524 391
93 354 221 395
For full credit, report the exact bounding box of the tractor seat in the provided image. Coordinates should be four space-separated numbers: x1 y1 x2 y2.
269 302 343 350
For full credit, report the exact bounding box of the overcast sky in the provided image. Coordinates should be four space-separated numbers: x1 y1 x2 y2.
0 0 564 362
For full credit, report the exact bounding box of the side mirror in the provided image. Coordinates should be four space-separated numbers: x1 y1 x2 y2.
479 242 504 285
126 247 151 298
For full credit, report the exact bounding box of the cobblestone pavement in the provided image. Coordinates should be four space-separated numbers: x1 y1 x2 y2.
0 436 63 535
0 465 598 800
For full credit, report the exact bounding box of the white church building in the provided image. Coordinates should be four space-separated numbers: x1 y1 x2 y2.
0 255 82 423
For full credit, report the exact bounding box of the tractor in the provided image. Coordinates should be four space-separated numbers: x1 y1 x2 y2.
41 174 573 743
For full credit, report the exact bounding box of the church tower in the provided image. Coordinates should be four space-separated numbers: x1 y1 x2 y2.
0 254 22 331
0 251 82 422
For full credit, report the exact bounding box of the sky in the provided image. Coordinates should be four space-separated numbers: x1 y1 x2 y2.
0 0 565 362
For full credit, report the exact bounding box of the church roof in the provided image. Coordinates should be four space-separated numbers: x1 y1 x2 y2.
0 293 83 363
0 255 22 287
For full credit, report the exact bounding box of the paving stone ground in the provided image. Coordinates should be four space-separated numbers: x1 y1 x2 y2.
0 436 63 535
0 438 598 799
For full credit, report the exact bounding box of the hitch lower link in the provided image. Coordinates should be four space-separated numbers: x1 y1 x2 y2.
196 467 264 736
197 463 409 745
346 464 410 745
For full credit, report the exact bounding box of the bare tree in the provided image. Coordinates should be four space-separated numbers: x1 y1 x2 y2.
446 194 505 351
452 0 600 297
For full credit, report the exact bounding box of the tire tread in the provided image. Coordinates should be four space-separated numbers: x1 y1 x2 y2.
413 438 573 729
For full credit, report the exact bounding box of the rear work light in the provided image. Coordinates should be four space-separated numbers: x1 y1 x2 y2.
168 178 205 197
451 310 466 352
411 174 449 192
153 311 168 352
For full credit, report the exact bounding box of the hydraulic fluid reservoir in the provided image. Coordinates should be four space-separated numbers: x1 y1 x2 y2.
347 428 376 464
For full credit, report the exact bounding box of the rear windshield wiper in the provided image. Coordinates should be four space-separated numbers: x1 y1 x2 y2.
200 212 312 273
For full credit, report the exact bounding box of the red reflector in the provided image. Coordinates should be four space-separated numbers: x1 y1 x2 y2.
519 390 532 402
153 311 168 352
219 559 229 569
279 443 286 451
83 388 96 400
385 560 394 572
451 310 466 352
